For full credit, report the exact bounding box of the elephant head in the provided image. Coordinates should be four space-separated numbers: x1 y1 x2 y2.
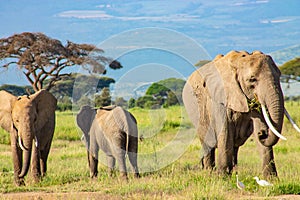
76 106 97 149
0 89 57 181
209 50 284 147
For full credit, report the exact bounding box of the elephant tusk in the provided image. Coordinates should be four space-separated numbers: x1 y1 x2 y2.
18 136 26 151
284 109 300 133
34 136 38 147
261 104 287 140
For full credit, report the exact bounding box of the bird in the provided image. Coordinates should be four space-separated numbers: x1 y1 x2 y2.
236 175 245 190
253 176 273 186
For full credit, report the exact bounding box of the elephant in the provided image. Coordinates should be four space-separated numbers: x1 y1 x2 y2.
182 50 299 177
76 105 140 179
0 89 57 185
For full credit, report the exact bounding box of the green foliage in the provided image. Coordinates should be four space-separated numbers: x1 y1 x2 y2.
143 78 185 108
94 87 111 107
161 120 181 132
0 84 34 96
0 129 10 145
50 73 115 103
136 95 156 109
280 57 300 77
0 73 116 112
146 83 169 96
128 98 136 108
146 78 185 96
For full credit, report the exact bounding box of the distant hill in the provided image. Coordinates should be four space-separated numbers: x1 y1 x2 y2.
270 45 300 65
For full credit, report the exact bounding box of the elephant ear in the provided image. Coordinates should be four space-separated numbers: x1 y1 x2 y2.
0 90 17 133
31 89 57 131
76 106 96 134
197 52 249 113
213 52 249 112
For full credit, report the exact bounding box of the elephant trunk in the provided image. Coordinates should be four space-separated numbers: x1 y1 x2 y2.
18 134 33 178
259 86 284 147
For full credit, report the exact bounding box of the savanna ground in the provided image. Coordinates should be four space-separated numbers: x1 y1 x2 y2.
0 104 300 199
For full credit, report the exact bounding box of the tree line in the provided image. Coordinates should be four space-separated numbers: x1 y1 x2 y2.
0 77 185 111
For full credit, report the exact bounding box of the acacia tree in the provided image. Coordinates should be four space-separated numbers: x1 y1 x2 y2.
0 32 122 92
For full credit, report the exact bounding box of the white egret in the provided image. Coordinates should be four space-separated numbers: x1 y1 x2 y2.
253 176 273 186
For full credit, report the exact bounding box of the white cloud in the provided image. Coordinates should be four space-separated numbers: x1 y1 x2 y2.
96 4 112 8
57 10 200 22
233 0 269 6
260 17 296 24
57 10 113 19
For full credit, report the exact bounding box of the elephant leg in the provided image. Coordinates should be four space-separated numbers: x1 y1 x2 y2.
217 129 234 175
106 155 116 177
128 138 140 178
10 133 24 186
89 153 98 178
262 147 277 177
233 146 239 169
39 138 53 177
112 133 127 179
260 145 277 177
201 147 215 170
31 143 41 182
255 137 277 177
114 149 127 179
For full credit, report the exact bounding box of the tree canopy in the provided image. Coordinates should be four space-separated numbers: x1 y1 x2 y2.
0 32 122 91
146 78 185 97
140 78 185 108
280 57 300 81
0 84 34 96
49 73 115 102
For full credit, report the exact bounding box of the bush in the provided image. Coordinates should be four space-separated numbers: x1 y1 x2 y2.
57 103 73 111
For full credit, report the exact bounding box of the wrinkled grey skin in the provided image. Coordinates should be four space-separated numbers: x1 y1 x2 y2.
76 105 140 179
0 89 57 186
183 51 284 177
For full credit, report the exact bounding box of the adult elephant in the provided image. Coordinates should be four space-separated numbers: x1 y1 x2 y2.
183 50 298 177
76 105 140 179
0 89 57 185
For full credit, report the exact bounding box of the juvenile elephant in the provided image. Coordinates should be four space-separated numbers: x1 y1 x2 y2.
76 105 140 179
183 50 298 177
0 89 57 185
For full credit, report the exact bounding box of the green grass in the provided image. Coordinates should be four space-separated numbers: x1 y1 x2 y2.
0 104 300 199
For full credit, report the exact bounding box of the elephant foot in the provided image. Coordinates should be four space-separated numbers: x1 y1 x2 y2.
108 169 116 177
119 172 128 181
32 175 41 184
134 173 140 178
14 177 25 186
90 171 98 178
263 169 277 178
217 166 233 177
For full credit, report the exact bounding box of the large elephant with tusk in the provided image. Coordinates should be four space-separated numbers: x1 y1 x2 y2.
182 50 300 177
0 89 57 185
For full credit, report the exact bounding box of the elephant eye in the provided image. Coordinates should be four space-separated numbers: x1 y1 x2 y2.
248 77 257 83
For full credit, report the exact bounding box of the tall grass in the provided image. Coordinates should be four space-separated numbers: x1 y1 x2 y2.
0 104 300 199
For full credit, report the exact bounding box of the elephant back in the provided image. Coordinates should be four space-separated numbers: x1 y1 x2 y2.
96 106 137 137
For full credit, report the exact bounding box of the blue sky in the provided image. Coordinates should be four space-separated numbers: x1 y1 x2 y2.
0 0 300 87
